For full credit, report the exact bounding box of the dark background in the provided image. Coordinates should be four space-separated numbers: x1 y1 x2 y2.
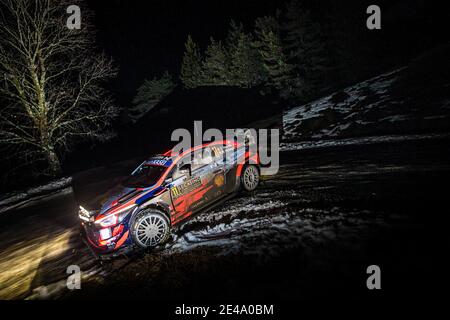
0 1 449 308
75 0 449 165
86 0 448 106
1 0 449 191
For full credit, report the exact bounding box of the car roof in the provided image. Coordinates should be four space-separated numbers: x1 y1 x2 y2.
160 140 237 158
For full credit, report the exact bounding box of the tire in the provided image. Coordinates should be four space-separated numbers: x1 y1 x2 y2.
130 209 170 248
240 165 260 192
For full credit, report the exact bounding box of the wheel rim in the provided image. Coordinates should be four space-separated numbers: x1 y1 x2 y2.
135 214 167 247
243 166 259 190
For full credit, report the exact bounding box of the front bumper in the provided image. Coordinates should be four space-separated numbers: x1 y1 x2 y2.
81 221 132 258
80 230 134 260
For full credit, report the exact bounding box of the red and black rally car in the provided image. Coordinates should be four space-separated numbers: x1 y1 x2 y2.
78 139 260 258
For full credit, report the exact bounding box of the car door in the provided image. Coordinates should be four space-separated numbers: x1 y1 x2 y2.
168 155 196 221
169 147 225 223
207 144 228 195
191 146 227 206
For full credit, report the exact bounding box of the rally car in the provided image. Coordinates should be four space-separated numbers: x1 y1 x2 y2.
78 139 260 258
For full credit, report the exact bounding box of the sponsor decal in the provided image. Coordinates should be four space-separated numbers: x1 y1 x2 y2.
171 185 183 198
214 174 225 187
146 156 172 167
171 176 202 199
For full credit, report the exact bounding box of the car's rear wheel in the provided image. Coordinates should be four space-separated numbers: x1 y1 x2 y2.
131 209 170 248
241 165 260 192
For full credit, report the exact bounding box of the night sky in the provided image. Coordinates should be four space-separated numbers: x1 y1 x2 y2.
85 0 448 108
86 0 285 106
1 0 450 305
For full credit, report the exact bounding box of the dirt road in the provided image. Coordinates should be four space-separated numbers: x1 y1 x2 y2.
0 137 448 300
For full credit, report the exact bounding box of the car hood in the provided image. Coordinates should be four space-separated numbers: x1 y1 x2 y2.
96 184 145 215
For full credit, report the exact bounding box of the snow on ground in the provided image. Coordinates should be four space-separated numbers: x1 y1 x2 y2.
162 203 390 267
168 199 288 254
283 68 405 141
164 183 388 261
280 133 450 151
0 177 73 214
283 62 450 142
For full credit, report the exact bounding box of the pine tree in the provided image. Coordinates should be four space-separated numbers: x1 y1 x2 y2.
253 16 292 98
130 72 175 123
282 0 329 101
202 37 230 86
226 21 263 88
225 20 244 54
180 35 203 89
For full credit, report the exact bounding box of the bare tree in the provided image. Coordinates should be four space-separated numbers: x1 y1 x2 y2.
0 0 118 177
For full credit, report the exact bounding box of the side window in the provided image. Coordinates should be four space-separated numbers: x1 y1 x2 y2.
191 147 214 172
210 145 225 163
172 156 190 180
172 146 225 179
166 166 176 179
172 170 182 180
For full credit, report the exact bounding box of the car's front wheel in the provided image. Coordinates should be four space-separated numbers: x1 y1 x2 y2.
241 165 260 192
131 209 170 248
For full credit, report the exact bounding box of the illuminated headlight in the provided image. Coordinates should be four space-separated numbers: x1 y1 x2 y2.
79 206 92 222
94 204 136 228
99 228 112 240
95 213 118 228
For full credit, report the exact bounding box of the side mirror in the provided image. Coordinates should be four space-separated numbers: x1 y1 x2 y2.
179 163 192 177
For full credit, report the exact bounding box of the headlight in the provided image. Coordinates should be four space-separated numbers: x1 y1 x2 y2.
95 214 118 228
99 227 112 240
79 206 92 222
94 204 136 228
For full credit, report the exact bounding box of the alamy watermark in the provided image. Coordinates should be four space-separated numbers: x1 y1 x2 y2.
366 5 381 30
170 121 279 176
66 5 81 30
65 4 381 31
66 265 81 290
366 265 381 290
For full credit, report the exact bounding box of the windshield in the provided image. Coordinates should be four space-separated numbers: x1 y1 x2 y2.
122 165 166 188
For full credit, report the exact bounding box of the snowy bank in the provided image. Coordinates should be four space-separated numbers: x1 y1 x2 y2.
280 133 450 151
283 49 450 142
0 177 73 214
